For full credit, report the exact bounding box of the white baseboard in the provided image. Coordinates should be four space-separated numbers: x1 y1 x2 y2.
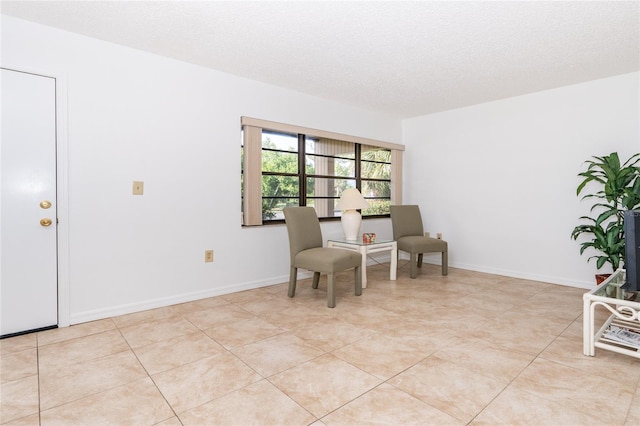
435 260 594 290
69 254 592 326
69 274 291 325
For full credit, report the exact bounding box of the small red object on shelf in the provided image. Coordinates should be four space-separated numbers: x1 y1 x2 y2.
363 233 376 244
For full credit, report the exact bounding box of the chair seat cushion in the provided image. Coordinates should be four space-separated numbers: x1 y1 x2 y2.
397 236 447 253
295 247 361 272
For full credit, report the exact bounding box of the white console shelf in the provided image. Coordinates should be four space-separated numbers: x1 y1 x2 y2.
583 269 640 359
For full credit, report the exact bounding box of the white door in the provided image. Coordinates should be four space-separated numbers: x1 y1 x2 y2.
1 68 58 337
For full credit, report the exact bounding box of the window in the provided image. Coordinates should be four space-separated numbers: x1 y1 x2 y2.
241 117 404 225
261 132 300 220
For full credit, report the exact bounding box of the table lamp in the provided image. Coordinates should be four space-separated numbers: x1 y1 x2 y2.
336 188 370 240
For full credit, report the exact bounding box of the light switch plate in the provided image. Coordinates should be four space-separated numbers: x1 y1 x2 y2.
132 181 144 195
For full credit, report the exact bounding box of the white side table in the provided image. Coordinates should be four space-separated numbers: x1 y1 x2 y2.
327 238 397 288
583 269 640 359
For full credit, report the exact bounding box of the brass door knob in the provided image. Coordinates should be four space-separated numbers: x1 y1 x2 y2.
40 218 53 227
40 200 52 209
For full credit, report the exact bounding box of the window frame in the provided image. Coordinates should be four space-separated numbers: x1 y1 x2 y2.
241 116 404 226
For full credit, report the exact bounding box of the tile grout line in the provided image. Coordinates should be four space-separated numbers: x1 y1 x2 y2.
115 323 181 425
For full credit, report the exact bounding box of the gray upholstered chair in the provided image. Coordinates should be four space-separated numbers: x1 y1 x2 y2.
283 206 362 308
390 205 448 279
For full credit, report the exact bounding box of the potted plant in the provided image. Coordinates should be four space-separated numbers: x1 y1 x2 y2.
571 152 640 282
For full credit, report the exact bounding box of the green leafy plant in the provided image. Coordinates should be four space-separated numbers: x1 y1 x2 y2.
571 152 640 271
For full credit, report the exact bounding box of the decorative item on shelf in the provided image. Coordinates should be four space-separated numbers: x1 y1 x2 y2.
336 188 370 241
363 233 376 244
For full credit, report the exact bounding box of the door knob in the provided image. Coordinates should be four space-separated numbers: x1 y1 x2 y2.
40 200 52 209
40 218 53 227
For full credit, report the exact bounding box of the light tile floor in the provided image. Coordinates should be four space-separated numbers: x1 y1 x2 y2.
2 263 639 425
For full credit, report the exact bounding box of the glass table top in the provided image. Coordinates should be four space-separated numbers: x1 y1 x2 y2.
327 238 394 246
591 269 629 300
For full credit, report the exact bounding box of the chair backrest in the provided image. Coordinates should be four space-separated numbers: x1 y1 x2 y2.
390 205 425 239
283 207 323 260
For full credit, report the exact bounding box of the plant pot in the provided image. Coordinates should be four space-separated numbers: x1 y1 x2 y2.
595 273 612 285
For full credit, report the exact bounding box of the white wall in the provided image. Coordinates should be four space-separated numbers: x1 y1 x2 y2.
1 16 401 324
4 15 638 327
403 72 640 288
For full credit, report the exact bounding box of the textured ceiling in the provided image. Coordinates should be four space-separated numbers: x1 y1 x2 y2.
2 1 639 118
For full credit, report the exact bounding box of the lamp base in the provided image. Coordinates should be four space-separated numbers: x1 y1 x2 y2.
341 210 362 241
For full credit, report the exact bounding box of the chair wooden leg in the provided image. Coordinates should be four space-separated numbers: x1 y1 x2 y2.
442 251 448 275
410 253 417 279
312 272 320 289
354 266 362 296
327 273 336 308
288 267 297 297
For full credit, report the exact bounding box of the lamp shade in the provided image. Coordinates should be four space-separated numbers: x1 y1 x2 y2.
336 188 370 211
336 188 369 240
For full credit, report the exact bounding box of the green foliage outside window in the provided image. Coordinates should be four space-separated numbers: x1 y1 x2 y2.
261 138 301 219
259 136 392 220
